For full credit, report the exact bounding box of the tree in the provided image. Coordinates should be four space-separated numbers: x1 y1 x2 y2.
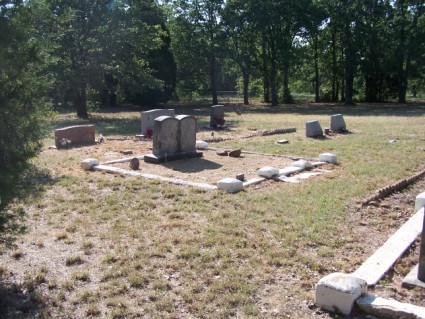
0 0 50 198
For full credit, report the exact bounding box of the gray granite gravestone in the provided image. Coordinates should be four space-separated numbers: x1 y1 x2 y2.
144 115 202 163
306 120 323 137
330 114 346 132
141 109 175 137
210 105 225 128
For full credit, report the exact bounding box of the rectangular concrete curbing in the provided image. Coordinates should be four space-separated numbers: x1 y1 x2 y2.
357 295 425 319
102 156 145 165
242 178 265 187
94 165 217 190
353 207 424 286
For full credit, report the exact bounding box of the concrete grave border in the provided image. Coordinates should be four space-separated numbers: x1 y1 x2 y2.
82 150 336 193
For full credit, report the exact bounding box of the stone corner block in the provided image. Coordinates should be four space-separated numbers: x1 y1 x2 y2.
81 158 99 170
217 178 243 193
196 140 209 150
257 166 279 178
415 192 425 212
319 153 337 164
315 272 367 315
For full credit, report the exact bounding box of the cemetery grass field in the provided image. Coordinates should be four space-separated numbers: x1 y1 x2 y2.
1 101 425 318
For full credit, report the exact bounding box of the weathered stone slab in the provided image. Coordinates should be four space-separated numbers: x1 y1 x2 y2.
55 125 95 148
330 114 346 132
402 264 425 289
141 109 175 136
292 159 313 169
356 295 425 319
316 273 367 315
306 120 323 137
210 105 225 127
176 115 197 153
152 116 179 157
278 166 304 176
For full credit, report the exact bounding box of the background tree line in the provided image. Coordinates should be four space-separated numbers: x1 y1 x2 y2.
1 0 424 177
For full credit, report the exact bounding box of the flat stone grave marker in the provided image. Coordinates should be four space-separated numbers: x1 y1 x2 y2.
141 109 175 137
210 105 225 128
54 125 95 148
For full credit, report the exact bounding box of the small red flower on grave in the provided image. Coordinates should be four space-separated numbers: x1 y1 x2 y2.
216 117 225 126
146 128 153 139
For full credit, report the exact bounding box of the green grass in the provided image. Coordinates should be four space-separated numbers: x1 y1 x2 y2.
1 102 424 318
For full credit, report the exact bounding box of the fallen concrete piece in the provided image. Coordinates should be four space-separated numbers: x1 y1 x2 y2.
353 207 424 285
315 272 367 315
81 158 99 170
242 178 265 187
319 153 337 164
196 140 209 150
94 165 217 190
217 178 243 193
278 166 304 176
357 295 425 319
292 159 313 169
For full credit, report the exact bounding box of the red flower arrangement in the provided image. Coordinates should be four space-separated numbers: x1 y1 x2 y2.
215 117 225 126
146 128 153 138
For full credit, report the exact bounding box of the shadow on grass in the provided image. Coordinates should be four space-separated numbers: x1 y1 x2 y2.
0 280 47 319
0 164 56 249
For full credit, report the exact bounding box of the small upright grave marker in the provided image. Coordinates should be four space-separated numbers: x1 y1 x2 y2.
55 125 95 148
330 114 346 132
306 120 323 138
141 109 175 137
210 105 225 128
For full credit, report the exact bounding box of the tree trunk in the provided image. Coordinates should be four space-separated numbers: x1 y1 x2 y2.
331 28 338 102
397 0 407 103
314 37 320 103
269 29 278 107
282 62 292 104
261 32 270 103
243 71 249 105
210 55 218 105
75 81 88 119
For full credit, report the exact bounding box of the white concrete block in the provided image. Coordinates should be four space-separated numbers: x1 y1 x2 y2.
196 140 209 150
292 159 313 169
257 166 279 178
315 272 367 315
415 192 425 212
319 153 337 164
217 178 243 193
81 158 99 170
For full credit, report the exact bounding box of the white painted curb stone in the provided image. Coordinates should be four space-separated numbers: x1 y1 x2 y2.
415 192 425 212
196 140 209 150
315 272 367 315
319 153 337 164
257 166 279 178
81 158 99 170
217 178 243 193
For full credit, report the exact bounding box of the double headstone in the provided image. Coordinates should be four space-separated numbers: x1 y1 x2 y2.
54 125 96 148
306 120 323 138
144 115 202 163
210 105 225 128
330 114 346 132
141 109 175 137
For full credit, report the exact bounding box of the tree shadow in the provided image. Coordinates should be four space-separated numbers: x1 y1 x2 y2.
0 280 47 319
0 164 56 249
